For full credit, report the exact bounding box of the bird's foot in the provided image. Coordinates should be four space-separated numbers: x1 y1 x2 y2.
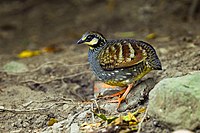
103 88 126 98
109 84 133 109
94 81 125 98
106 96 127 110
94 81 134 110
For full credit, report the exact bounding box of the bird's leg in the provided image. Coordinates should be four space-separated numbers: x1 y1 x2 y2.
104 88 126 98
94 82 126 98
117 83 134 109
94 81 134 109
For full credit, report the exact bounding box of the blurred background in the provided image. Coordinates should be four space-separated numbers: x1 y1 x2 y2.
0 0 199 53
0 1 200 132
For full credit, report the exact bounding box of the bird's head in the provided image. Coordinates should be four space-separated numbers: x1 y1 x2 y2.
77 31 107 49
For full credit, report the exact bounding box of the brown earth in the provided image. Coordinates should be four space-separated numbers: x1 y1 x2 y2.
0 0 200 132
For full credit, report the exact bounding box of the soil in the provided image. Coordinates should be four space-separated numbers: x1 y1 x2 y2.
0 0 200 132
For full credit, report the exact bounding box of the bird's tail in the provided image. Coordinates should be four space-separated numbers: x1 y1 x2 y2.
139 41 162 70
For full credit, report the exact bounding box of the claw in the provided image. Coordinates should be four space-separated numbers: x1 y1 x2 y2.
94 81 134 109
103 88 126 98
117 83 134 109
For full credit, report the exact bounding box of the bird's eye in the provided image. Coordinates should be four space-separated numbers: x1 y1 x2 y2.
86 35 93 41
87 35 92 39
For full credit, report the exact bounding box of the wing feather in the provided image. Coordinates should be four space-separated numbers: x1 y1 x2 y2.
98 40 147 70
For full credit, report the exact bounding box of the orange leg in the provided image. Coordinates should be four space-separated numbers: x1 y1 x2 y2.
117 83 134 109
103 88 126 98
94 81 134 109
94 82 126 98
94 82 120 91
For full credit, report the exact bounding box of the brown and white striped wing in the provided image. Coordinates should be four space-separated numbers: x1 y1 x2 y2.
98 41 147 70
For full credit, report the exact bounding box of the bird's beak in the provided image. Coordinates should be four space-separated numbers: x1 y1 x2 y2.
77 39 84 44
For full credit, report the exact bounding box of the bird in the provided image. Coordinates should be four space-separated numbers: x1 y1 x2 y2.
77 31 162 109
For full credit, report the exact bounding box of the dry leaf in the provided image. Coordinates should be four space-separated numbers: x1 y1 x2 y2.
114 32 135 38
146 33 156 39
47 118 58 126
18 50 41 58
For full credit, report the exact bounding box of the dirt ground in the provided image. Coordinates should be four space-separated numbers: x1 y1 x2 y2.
0 0 200 132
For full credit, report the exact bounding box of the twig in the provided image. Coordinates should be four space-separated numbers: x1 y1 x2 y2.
66 111 82 129
91 103 95 123
0 61 89 75
0 100 79 115
0 104 55 114
20 70 91 84
93 99 100 113
63 70 91 79
137 106 149 133
59 97 76 104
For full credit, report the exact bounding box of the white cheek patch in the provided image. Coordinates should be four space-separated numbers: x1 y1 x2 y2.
85 38 99 45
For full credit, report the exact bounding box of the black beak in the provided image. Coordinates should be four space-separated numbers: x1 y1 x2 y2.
77 39 84 44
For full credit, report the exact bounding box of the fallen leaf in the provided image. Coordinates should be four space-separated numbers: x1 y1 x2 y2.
17 44 62 58
106 0 116 12
41 45 62 53
114 32 135 38
146 33 156 39
94 113 107 121
123 112 138 122
18 50 41 58
47 118 58 126
93 111 118 124
80 122 101 130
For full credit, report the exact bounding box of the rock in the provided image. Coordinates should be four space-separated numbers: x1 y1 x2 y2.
118 78 156 112
52 122 63 133
10 129 22 133
0 105 5 110
172 129 194 133
148 72 200 130
102 78 156 112
77 110 91 120
159 48 169 54
3 61 28 73
70 123 80 133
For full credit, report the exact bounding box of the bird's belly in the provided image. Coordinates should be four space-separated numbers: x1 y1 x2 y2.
94 63 152 87
94 67 139 86
89 52 151 87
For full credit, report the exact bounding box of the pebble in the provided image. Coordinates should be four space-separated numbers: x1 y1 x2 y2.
70 123 80 133
172 129 194 133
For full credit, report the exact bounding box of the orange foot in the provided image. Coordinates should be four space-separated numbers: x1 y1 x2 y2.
117 83 134 109
94 82 134 109
103 88 126 98
94 82 125 98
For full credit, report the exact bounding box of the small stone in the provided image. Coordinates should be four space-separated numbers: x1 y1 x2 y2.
62 104 69 111
3 61 28 73
172 129 194 133
70 123 80 133
173 71 182 77
10 129 22 133
40 65 53 75
52 122 63 132
22 121 29 128
77 110 91 120
0 106 5 110
159 48 168 54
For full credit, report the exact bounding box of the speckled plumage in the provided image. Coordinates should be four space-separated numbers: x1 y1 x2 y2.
77 32 162 87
